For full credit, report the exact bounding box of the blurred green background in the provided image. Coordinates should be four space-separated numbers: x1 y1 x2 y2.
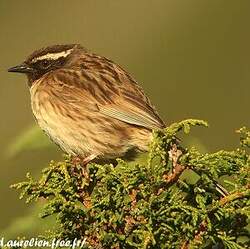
0 0 249 238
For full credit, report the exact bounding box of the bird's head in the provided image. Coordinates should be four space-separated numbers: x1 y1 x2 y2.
8 44 84 85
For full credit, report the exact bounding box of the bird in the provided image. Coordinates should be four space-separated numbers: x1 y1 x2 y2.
8 44 166 165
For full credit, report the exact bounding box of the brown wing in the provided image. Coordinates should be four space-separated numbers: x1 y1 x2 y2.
97 80 165 129
49 66 165 130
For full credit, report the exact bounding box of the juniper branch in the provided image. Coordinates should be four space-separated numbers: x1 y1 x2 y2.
11 120 250 249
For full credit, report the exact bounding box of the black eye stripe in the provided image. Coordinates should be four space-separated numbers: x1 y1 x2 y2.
31 59 52 69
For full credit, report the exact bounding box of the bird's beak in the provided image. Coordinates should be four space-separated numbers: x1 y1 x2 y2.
8 63 33 74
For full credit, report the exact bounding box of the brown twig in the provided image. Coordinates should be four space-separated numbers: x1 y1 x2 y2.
157 145 186 195
166 144 186 183
166 144 185 183
219 186 250 206
70 157 93 208
129 189 138 209
180 220 208 249
163 163 186 184
180 241 189 249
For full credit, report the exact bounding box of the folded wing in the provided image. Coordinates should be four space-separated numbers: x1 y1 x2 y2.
51 68 166 130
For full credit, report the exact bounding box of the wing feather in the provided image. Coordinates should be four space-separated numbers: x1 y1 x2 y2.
98 105 163 130
49 67 165 130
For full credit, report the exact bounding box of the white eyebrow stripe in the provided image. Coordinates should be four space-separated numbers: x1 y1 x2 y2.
32 48 73 62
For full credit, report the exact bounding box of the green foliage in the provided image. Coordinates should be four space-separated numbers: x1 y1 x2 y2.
11 120 250 249
237 127 250 148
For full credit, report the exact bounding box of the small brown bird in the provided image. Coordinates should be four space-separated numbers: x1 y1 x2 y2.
8 44 165 164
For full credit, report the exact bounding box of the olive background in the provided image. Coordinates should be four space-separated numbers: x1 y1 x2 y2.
0 0 249 236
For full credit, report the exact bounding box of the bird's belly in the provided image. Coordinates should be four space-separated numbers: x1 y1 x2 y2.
30 87 151 159
30 98 91 157
33 111 135 158
36 111 91 156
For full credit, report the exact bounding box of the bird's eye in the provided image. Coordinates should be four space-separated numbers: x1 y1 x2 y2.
40 60 50 69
